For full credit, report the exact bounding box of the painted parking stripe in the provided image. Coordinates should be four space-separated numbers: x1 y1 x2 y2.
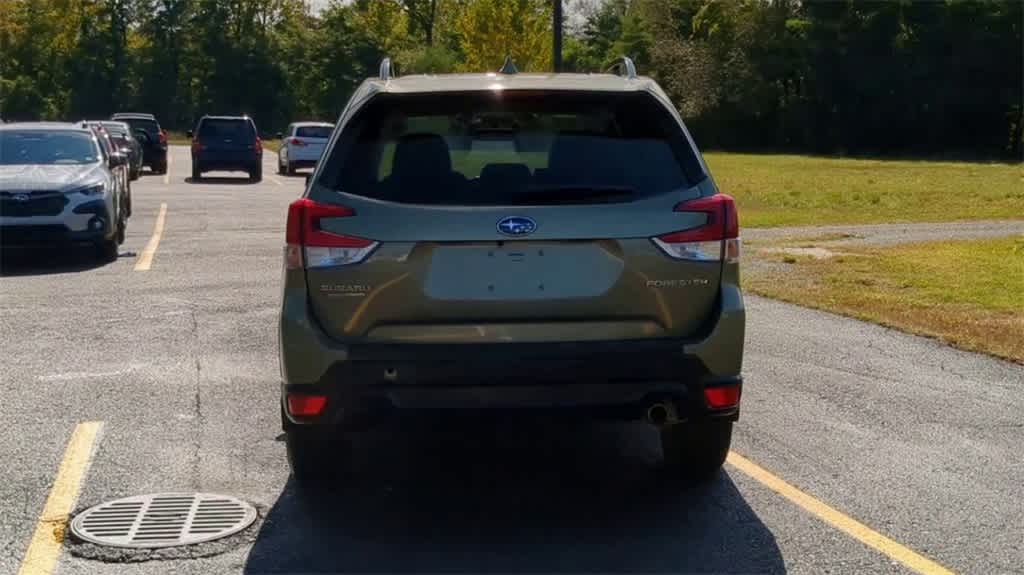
727 451 956 575
163 152 171 185
269 175 283 186
17 422 104 575
134 203 167 271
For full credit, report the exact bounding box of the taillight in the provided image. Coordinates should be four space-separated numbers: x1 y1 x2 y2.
191 139 203 152
159 130 167 145
285 198 377 269
289 137 306 146
652 193 740 263
704 384 741 409
286 393 328 417
254 137 263 153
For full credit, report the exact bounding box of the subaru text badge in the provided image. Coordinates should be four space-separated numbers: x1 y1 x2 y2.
497 216 537 237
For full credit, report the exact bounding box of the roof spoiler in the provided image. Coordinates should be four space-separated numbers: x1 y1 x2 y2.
606 56 637 79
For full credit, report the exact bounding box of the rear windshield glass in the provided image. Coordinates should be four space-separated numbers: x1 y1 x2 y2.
0 131 100 165
317 92 703 206
121 118 160 136
199 119 255 141
296 126 332 139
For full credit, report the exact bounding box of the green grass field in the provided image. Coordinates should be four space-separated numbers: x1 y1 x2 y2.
746 236 1024 363
704 153 1024 228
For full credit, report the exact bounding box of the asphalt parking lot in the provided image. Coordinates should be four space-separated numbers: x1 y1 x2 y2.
2 146 1022 575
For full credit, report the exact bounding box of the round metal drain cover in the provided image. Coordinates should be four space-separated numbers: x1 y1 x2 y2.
70 493 257 549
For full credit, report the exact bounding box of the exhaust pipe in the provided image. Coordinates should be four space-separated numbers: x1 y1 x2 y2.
646 401 679 427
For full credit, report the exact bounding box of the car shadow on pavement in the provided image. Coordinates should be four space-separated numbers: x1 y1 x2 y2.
0 246 116 276
186 177 259 185
243 417 785 574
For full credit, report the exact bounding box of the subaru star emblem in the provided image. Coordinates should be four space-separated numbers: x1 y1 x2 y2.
497 216 537 237
13 193 30 202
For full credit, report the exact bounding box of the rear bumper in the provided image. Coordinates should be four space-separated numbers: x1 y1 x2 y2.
194 153 261 172
284 159 318 169
279 282 746 427
142 146 167 165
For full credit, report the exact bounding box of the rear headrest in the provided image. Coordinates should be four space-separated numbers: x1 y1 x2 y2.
391 133 452 179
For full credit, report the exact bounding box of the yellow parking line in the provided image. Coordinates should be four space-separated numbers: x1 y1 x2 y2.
17 422 104 575
163 152 171 185
727 451 956 575
134 202 167 271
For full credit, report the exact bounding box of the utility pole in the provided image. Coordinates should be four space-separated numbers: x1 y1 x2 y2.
553 0 563 72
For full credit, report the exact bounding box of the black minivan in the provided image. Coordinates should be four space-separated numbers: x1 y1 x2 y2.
188 115 263 182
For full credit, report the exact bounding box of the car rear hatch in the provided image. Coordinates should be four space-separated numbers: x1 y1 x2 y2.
290 91 737 345
289 125 333 161
196 118 259 163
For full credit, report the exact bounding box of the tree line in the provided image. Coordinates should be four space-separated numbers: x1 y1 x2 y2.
1 0 1020 159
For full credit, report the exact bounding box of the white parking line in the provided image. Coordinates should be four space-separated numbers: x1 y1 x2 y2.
269 175 283 186
134 203 167 271
163 152 171 185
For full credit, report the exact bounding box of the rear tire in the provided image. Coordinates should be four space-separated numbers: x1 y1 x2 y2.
191 165 201 181
660 419 732 482
286 162 296 176
249 165 262 182
285 427 349 484
153 161 167 175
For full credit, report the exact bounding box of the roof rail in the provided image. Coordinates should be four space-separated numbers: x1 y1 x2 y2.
606 56 637 79
379 57 396 81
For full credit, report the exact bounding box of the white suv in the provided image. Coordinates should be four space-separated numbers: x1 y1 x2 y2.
276 122 333 175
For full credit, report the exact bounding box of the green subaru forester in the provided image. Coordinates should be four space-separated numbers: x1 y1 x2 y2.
278 58 745 483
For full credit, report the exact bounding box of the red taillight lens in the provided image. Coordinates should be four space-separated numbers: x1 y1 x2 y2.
285 198 377 269
289 137 306 146
652 193 741 262
286 394 328 417
254 137 263 153
704 384 741 409
191 139 203 152
159 130 167 145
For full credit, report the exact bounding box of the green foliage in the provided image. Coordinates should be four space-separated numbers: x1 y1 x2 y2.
0 0 1018 158
456 0 553 72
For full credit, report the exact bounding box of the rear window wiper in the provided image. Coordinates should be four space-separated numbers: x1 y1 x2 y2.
512 185 637 205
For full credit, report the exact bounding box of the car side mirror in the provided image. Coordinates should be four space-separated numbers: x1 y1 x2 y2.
109 153 126 167
186 130 193 139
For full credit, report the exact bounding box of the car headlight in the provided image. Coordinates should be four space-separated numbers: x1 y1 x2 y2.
73 184 105 196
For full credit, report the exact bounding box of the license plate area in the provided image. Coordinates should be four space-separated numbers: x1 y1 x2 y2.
423 242 623 301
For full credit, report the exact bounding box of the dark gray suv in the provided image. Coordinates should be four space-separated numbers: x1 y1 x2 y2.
278 59 745 483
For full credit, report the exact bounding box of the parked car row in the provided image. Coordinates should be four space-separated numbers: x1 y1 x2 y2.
0 122 133 262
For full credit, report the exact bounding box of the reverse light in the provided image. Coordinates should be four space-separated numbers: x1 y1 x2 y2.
704 384 741 409
652 193 740 263
286 394 328 417
285 198 378 269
